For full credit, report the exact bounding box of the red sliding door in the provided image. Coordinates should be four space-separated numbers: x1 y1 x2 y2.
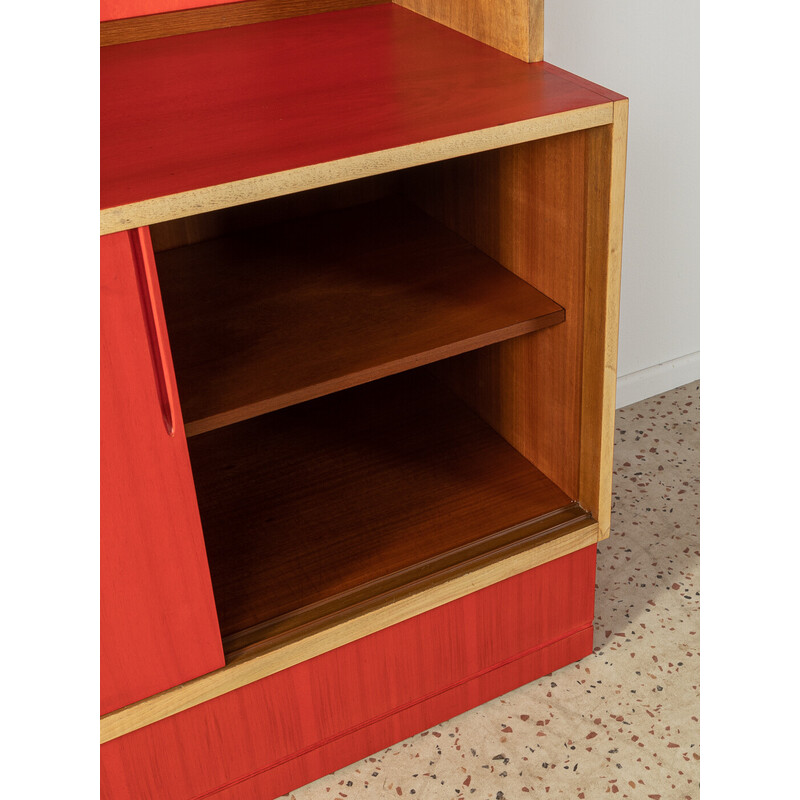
100 228 224 715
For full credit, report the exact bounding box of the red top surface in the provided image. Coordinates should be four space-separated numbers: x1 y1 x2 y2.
101 4 616 210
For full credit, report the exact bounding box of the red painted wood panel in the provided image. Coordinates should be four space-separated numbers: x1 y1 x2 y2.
101 1 232 22
101 546 596 799
215 628 593 800
101 229 225 715
100 4 611 211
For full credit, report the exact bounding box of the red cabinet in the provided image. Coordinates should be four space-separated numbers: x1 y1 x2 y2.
99 3 627 798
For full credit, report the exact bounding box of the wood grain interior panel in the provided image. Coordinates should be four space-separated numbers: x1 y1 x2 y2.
394 0 543 62
156 198 565 436
186 369 575 642
403 132 589 500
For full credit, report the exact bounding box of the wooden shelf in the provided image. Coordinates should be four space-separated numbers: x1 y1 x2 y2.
186 369 584 654
157 199 565 436
100 3 620 233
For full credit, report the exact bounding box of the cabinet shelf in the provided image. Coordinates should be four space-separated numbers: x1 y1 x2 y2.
156 198 564 436
187 369 590 657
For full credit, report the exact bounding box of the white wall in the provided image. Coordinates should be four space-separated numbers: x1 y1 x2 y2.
545 1 700 408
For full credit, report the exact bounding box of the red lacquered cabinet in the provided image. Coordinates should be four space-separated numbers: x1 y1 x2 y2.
100 2 627 798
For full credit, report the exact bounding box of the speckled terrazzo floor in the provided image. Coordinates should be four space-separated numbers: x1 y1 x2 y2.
282 381 700 800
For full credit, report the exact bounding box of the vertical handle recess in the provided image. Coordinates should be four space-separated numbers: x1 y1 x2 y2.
129 227 176 436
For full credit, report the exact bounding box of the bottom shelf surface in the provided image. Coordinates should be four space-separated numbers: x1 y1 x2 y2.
187 369 590 657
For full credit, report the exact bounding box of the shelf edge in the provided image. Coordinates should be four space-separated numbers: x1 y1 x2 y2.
100 104 613 236
182 311 565 438
100 515 600 743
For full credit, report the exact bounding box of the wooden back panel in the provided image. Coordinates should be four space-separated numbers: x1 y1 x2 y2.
403 107 628 529
394 0 543 61
404 132 588 500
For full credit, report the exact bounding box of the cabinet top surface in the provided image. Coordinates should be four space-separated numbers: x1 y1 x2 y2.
101 3 622 227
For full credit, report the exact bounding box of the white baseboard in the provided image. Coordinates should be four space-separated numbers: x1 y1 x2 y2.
615 351 700 409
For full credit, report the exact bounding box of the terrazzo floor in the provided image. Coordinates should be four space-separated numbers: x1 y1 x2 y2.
281 381 700 800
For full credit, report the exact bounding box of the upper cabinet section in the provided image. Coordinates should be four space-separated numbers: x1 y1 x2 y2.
100 3 623 234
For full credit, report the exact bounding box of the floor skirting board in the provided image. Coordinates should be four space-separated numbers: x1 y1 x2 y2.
615 351 699 408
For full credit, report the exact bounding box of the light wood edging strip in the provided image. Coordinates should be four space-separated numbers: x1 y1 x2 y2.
579 99 628 540
100 104 612 235
100 518 600 743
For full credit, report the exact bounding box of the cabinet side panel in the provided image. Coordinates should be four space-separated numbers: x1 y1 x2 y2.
393 0 543 62
406 133 588 500
101 547 596 800
579 103 628 537
101 230 225 715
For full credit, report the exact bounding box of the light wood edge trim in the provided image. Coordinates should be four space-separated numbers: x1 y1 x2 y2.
100 518 600 743
183 311 564 437
100 103 613 235
579 99 628 540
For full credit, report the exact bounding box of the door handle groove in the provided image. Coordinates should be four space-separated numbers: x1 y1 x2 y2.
129 227 175 436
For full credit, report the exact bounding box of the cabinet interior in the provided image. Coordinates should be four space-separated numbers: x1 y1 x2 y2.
151 130 601 661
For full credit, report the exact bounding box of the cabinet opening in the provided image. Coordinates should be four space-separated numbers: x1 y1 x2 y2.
151 133 597 661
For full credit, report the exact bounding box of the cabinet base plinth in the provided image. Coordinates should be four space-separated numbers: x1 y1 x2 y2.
101 545 596 800
212 625 592 800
